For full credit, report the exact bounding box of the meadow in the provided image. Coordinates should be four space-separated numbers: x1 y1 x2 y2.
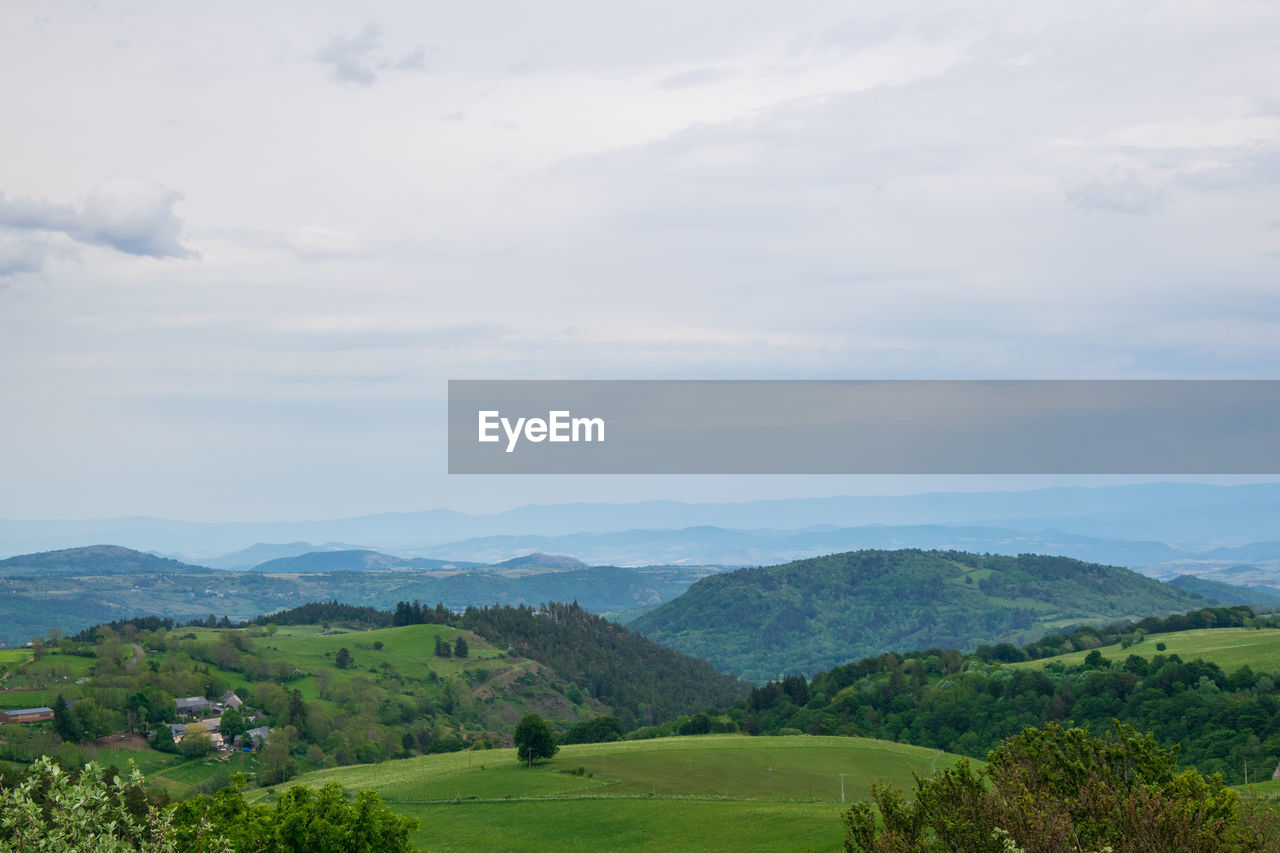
1015 627 1280 673
265 734 966 851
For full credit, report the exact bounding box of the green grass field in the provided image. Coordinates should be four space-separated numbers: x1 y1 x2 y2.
266 734 966 851
1015 627 1280 673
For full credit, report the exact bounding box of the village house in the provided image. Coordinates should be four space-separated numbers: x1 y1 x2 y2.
235 725 269 750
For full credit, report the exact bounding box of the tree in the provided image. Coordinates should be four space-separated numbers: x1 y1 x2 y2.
52 694 79 743
0 756 231 852
335 647 353 669
257 740 298 786
179 725 214 758
153 724 178 753
453 635 469 658
287 688 308 735
843 723 1280 853
433 636 451 658
564 716 623 744
514 714 558 767
170 777 416 852
219 707 246 743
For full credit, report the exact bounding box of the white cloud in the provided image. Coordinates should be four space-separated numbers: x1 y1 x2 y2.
0 179 196 272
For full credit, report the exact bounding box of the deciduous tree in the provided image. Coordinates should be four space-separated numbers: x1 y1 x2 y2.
514 713 558 767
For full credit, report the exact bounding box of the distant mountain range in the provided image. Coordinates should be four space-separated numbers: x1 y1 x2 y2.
250 550 482 574
4 482 1280 562
413 524 1190 569
0 545 722 646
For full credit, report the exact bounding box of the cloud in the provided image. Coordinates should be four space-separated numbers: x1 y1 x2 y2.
0 179 196 271
658 67 732 90
0 236 51 277
316 23 432 86
1065 169 1166 215
316 22 382 86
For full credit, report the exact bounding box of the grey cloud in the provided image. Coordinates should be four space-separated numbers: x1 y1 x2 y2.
317 23 383 86
317 23 432 86
658 67 732 89
0 237 51 277
1066 169 1166 215
394 44 434 71
0 179 196 267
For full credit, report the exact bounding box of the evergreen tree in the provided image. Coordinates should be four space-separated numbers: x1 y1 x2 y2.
52 694 78 743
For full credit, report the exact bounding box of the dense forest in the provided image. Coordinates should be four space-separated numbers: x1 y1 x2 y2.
735 606 1280 783
632 549 1210 681
460 601 748 727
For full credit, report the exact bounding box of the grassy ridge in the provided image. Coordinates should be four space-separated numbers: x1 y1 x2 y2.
266 734 966 851
1015 627 1280 673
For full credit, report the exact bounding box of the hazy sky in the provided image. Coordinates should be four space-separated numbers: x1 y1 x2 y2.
2 2 1279 520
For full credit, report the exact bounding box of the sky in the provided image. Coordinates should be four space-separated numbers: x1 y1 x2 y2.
1 1 1279 521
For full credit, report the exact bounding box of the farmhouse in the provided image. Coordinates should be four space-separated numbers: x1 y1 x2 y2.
0 707 53 724
218 690 243 710
236 725 269 749
175 696 212 716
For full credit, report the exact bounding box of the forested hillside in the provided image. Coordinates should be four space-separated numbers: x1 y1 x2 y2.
732 606 1280 784
632 549 1210 681
461 602 748 727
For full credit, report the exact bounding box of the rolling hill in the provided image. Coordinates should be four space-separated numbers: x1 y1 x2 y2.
1167 574 1280 607
0 546 721 646
251 550 481 573
0 544 205 575
260 734 966 852
631 549 1211 682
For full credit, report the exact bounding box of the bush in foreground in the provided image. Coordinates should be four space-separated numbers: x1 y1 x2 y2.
0 757 419 852
0 756 228 852
844 723 1280 853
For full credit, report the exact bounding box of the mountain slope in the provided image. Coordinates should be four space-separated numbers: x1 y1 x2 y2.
631 549 1211 682
420 524 1187 569
251 549 479 573
1167 574 1280 607
0 544 205 574
0 545 719 645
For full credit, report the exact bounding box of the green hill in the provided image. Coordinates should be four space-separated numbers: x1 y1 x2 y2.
0 545 719 646
3 602 746 795
1016 626 1280 673
631 549 1210 682
0 544 203 575
1167 574 1280 607
251 550 483 573
263 734 967 852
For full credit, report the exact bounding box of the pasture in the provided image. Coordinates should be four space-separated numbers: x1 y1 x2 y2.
1016 627 1280 674
267 734 966 851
